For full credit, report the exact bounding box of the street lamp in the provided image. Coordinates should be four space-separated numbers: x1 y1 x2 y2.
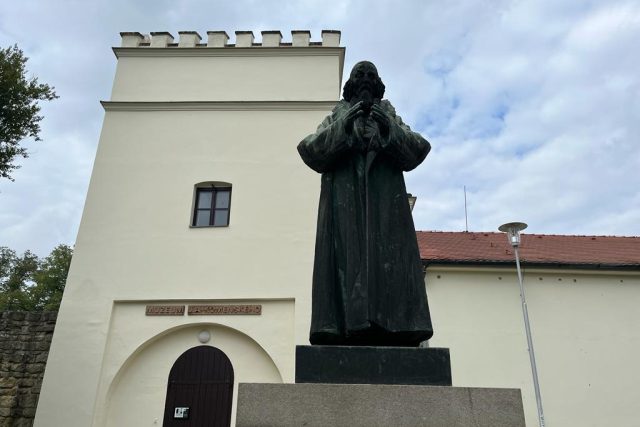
498 222 546 427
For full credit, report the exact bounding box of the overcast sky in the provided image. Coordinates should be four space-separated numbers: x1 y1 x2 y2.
1 0 639 256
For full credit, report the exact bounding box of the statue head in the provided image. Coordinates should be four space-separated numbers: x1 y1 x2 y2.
342 61 386 104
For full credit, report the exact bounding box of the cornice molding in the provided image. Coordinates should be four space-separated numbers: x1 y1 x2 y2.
113 46 345 58
424 263 640 275
101 100 338 112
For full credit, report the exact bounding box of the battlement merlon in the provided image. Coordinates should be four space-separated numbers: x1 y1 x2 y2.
118 30 341 48
110 30 345 103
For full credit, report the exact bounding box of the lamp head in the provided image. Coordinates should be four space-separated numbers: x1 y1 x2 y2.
498 222 528 247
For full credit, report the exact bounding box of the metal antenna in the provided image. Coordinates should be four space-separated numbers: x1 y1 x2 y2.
464 186 469 232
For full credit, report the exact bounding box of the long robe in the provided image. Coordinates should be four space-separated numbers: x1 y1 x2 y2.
297 99 433 346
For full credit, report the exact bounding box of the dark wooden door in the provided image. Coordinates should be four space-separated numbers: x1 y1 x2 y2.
163 345 234 427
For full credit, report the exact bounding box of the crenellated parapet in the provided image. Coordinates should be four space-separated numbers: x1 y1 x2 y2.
119 30 341 48
111 29 344 102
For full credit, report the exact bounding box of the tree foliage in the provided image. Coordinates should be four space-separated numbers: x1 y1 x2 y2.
0 244 72 312
0 44 58 181
0 247 38 310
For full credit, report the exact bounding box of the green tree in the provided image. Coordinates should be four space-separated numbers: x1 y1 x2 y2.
0 44 58 181
0 246 39 310
0 244 72 312
31 244 73 311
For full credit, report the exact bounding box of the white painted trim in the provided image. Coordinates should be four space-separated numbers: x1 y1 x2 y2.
101 100 337 111
113 46 345 58
426 264 640 276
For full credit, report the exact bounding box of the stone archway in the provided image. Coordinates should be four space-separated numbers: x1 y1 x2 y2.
102 324 282 427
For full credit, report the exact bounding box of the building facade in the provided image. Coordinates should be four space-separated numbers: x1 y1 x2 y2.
422 231 640 427
35 30 344 427
35 30 640 427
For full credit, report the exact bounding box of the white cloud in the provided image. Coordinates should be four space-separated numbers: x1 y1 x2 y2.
407 0 640 236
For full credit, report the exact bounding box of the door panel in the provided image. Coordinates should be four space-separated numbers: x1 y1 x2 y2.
163 346 234 426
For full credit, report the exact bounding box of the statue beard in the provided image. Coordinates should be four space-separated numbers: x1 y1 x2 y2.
351 87 379 115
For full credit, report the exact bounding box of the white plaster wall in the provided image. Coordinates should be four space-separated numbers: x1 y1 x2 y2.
111 51 344 102
426 266 640 427
37 108 327 427
75 109 323 302
36 45 342 427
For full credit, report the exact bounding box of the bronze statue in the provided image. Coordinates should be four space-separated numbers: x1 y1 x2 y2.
298 61 433 346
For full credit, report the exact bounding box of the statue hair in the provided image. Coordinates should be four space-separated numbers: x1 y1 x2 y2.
342 61 386 102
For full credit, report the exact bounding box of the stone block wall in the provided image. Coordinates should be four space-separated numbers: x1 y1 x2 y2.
0 312 57 427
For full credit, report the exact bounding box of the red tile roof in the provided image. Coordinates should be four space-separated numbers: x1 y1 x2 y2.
417 231 640 269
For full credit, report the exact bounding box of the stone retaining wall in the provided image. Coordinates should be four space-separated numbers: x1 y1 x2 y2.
0 312 57 427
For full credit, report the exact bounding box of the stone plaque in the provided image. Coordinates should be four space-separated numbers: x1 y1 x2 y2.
145 305 185 316
188 304 262 315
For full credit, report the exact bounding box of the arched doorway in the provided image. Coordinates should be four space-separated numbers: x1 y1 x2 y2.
163 345 234 426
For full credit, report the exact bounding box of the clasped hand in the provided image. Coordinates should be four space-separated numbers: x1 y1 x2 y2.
343 101 391 138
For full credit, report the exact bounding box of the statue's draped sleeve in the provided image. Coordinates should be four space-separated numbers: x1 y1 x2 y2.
378 101 431 172
297 105 351 173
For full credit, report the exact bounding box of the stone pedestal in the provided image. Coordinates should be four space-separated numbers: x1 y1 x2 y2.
296 345 451 386
236 345 526 426
236 383 526 427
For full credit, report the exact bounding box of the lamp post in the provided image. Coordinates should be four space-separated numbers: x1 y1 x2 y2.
498 222 546 427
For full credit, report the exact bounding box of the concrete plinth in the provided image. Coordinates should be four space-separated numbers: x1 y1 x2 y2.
236 383 525 427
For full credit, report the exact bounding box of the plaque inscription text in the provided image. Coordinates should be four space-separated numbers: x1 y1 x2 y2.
145 305 185 316
188 305 262 315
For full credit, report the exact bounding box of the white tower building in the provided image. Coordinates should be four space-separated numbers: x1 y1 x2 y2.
35 30 344 427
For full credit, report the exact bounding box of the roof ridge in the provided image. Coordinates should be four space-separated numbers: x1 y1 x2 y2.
415 230 640 239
